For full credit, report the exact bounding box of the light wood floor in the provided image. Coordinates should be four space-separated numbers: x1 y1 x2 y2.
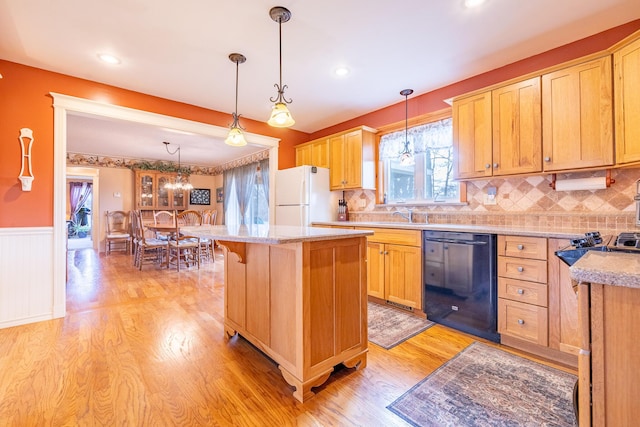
0 248 576 426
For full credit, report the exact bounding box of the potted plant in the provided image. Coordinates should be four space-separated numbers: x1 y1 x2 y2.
72 224 91 238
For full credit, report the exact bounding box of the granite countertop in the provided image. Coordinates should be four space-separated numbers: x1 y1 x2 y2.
180 224 373 244
570 251 640 288
312 220 606 240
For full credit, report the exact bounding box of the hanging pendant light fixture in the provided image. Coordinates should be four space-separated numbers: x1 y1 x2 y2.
399 89 415 166
226 53 248 147
163 141 193 191
267 6 295 128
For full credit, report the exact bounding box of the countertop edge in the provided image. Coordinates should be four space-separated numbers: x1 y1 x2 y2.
570 251 640 289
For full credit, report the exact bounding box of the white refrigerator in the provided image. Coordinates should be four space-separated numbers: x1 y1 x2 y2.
275 165 335 226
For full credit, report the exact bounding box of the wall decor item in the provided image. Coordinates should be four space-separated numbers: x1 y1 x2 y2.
216 187 224 203
190 188 211 205
18 128 35 191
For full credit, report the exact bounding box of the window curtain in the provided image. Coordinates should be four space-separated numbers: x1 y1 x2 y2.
379 117 453 160
223 168 236 226
235 163 258 225
259 158 269 204
69 182 92 223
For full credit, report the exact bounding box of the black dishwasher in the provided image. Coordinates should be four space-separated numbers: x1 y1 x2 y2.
423 231 499 342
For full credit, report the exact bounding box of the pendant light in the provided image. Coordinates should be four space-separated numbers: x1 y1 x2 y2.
267 6 295 128
399 89 415 166
226 53 248 147
163 142 193 191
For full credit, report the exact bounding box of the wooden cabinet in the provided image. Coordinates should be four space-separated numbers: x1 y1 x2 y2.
135 170 187 210
498 235 549 347
363 228 422 310
453 77 542 179
542 55 614 171
295 138 330 169
613 33 640 165
452 91 493 179
329 127 376 190
547 238 580 358
578 281 640 426
492 77 542 176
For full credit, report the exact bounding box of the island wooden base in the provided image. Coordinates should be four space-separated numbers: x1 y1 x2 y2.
219 236 368 402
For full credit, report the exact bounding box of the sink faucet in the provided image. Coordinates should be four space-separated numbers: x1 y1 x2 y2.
393 208 414 223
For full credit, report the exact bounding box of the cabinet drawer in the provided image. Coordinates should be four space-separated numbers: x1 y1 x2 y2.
424 240 443 262
498 256 547 283
424 261 444 287
498 277 548 307
361 228 421 246
498 299 548 346
498 235 547 260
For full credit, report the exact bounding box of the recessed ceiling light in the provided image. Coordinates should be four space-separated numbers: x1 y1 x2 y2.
464 0 486 8
334 67 350 77
97 53 121 65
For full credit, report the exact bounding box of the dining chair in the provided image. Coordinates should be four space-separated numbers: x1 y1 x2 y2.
134 210 169 270
202 209 217 225
167 231 201 271
105 210 132 255
153 210 176 240
177 209 212 262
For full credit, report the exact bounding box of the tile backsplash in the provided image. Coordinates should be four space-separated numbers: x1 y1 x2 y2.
344 168 640 231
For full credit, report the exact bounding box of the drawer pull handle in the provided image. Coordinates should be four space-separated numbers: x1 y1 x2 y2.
517 289 524 295
518 319 525 325
517 244 524 250
517 266 524 272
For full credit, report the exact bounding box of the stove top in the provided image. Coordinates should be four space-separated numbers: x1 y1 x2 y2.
614 232 640 249
555 231 640 266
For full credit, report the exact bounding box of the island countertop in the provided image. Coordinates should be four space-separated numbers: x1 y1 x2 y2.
570 251 640 288
180 224 373 244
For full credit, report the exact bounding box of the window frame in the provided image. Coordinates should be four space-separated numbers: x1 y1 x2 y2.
376 107 466 205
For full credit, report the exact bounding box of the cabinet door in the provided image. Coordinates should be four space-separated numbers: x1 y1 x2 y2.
296 144 312 166
343 130 363 189
542 56 613 171
156 174 171 209
367 241 385 299
492 77 542 175
547 238 580 356
172 187 186 209
614 36 640 164
453 91 493 179
385 244 422 310
311 139 330 169
329 134 345 189
136 171 155 209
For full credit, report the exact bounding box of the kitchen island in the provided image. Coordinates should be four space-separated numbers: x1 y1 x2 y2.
182 224 373 402
570 251 640 427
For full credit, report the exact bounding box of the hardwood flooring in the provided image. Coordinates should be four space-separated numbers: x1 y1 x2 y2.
0 248 576 426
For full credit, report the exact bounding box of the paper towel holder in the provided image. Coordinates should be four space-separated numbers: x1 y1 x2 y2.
549 169 615 190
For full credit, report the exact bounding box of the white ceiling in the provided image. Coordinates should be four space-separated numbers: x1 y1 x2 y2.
2 0 639 167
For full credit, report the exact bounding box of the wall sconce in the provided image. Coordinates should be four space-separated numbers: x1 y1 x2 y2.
18 128 35 191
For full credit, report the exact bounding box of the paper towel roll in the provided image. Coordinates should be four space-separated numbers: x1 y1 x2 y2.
554 176 607 191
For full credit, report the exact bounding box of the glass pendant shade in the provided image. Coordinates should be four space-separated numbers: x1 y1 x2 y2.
267 102 295 127
225 126 247 147
399 149 415 166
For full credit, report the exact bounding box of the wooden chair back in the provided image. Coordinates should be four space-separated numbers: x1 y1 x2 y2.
106 210 129 235
177 210 202 226
153 210 175 226
202 209 217 225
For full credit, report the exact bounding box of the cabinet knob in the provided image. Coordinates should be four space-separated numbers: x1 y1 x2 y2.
517 266 524 272
384 251 389 255
517 319 525 325
493 163 499 168
517 244 524 250
379 251 384 255
517 289 524 295
544 156 551 162
485 163 491 169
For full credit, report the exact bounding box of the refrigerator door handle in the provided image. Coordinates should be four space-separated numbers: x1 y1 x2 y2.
300 178 306 206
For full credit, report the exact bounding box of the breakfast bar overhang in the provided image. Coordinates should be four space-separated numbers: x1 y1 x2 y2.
182 224 373 402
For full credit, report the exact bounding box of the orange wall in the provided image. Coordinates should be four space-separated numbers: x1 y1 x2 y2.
309 19 640 140
0 61 309 227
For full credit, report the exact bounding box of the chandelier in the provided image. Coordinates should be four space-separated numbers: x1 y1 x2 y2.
399 89 415 166
267 6 295 128
163 141 193 191
226 53 248 146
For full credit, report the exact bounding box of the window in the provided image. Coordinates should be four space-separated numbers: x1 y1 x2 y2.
223 159 269 226
380 117 458 203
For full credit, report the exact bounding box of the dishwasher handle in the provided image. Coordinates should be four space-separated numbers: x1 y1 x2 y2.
424 238 488 246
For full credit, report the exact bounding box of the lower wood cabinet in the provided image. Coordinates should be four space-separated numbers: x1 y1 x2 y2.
362 228 422 310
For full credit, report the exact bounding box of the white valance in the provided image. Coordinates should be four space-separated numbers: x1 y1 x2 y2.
379 117 452 160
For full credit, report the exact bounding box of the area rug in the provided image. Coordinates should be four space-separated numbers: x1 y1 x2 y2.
387 342 577 427
368 302 435 349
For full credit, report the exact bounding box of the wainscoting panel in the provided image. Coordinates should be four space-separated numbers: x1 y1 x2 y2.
0 227 57 328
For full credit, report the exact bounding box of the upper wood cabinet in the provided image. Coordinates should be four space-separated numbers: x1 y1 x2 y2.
295 138 330 169
134 170 187 210
329 127 376 190
492 77 542 176
452 91 493 179
541 55 614 171
613 34 640 165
